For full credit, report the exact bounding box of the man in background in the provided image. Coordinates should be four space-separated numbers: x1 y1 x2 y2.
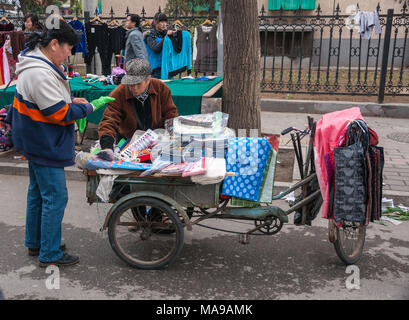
124 14 148 63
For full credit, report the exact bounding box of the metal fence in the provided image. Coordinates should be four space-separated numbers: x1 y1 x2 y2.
8 5 218 32
259 2 409 103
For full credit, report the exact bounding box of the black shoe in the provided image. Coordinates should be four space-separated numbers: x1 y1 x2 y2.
39 253 79 268
28 244 66 256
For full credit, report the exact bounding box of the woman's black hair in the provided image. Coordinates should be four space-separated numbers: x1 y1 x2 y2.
25 20 80 51
154 12 168 22
24 14 43 31
127 14 142 32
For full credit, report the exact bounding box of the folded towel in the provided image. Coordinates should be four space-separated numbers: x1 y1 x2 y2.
191 158 226 185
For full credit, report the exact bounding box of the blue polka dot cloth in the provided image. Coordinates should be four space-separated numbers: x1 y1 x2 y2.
222 137 272 201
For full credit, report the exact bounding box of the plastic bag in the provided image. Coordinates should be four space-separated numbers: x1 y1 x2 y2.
165 112 229 138
75 151 92 170
150 129 172 162
140 157 172 177
112 66 126 76
96 175 119 203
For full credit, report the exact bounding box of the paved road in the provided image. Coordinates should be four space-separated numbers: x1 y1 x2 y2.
0 174 408 300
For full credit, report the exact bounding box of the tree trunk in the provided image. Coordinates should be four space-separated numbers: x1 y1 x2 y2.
221 0 261 135
209 1 215 17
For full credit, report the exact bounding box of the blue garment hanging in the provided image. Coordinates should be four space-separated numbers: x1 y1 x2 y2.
161 30 192 80
69 19 88 57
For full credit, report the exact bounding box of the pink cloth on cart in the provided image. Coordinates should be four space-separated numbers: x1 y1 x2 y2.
313 107 364 219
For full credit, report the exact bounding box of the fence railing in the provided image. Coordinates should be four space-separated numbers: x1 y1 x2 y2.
3 2 409 102
259 2 409 103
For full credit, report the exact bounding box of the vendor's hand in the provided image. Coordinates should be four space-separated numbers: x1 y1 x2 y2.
90 96 116 111
96 148 116 162
72 98 89 104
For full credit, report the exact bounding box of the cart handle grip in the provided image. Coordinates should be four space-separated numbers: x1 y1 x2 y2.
281 127 293 135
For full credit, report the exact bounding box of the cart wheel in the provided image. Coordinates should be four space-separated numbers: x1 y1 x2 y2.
108 197 184 270
333 222 366 265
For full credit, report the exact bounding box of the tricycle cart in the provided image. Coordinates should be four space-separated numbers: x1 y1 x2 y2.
84 117 366 269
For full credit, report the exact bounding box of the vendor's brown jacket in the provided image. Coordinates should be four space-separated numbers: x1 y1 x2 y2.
98 78 178 141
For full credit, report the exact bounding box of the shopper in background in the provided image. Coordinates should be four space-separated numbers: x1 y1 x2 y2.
24 14 43 33
144 12 175 79
124 14 148 63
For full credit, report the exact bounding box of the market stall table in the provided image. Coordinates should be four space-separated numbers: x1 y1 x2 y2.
0 76 223 124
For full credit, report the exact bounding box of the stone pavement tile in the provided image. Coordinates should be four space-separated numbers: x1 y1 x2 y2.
384 179 406 186
382 170 399 176
399 172 409 177
393 166 409 171
388 185 409 192
391 167 409 172
386 159 409 165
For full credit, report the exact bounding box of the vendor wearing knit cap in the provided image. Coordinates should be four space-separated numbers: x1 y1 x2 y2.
98 58 178 159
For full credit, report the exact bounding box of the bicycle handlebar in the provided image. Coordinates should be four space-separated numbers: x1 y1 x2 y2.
281 127 293 135
281 126 311 136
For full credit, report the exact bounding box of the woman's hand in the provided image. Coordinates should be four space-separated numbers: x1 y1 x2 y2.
72 98 89 104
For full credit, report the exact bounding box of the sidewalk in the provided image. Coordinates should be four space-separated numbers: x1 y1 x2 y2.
1 111 408 198
261 111 409 198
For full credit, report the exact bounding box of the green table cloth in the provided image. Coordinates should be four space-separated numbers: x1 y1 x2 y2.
0 76 223 124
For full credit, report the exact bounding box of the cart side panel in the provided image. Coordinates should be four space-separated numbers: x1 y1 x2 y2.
129 182 221 208
86 173 222 208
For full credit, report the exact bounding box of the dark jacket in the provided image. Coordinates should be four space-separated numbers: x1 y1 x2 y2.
145 29 168 53
98 78 178 149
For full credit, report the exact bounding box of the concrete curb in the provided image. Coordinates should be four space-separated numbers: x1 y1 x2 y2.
0 162 86 181
260 99 409 118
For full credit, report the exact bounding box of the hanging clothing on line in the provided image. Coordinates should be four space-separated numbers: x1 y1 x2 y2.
0 47 4 85
2 44 10 83
161 30 191 80
354 10 382 40
193 24 218 73
0 23 14 32
169 30 183 53
85 22 111 76
107 26 126 69
0 31 25 61
69 19 88 57
0 33 18 84
5 47 15 82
